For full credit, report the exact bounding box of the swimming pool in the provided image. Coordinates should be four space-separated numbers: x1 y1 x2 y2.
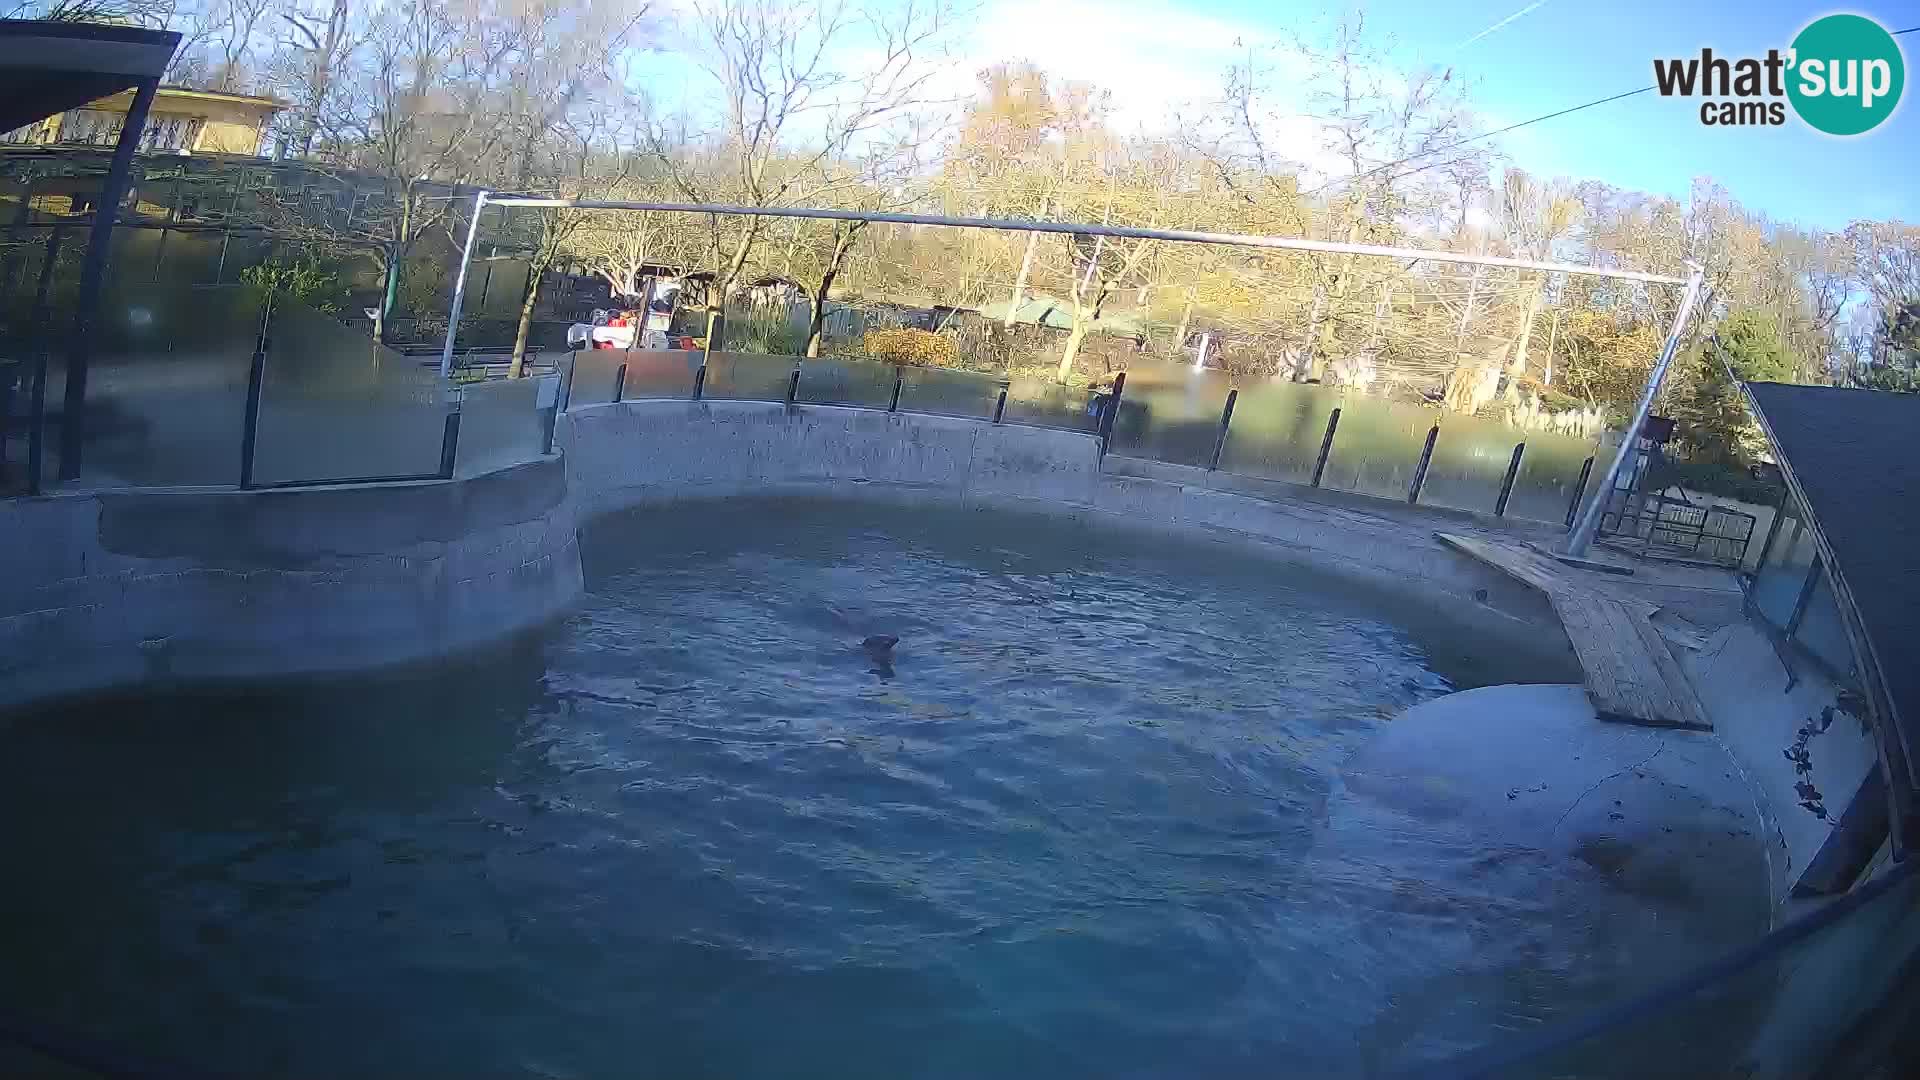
0 499 1766 1078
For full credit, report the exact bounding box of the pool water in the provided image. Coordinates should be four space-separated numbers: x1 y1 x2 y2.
1 500 1752 1078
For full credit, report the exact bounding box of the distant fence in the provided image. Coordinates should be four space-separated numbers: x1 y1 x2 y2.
560 346 1615 528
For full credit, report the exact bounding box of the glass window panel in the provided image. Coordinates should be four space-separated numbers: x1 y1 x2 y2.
76 284 260 487
252 301 450 484
151 230 222 286
1108 364 1233 467
1316 395 1440 502
896 365 1001 420
566 347 627 407
1506 431 1607 525
1793 573 1855 675
703 351 799 402
1418 413 1533 515
476 260 530 317
453 376 545 479
1215 379 1342 486
796 355 897 409
1751 495 1816 629
106 227 166 288
619 349 702 400
1003 376 1102 432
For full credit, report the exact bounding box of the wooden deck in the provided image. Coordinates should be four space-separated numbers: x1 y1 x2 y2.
1437 532 1711 730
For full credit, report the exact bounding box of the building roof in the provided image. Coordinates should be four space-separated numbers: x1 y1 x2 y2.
1745 381 1920 799
0 19 180 135
142 85 287 111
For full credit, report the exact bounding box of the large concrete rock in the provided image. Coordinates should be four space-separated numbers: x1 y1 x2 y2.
1324 683 1776 1073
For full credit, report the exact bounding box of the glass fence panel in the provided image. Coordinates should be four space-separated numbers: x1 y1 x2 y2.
77 284 260 486
1792 574 1854 675
1003 376 1101 433
453 375 545 479
566 347 627 407
1316 395 1440 502
1417 414 1528 514
1508 432 1604 525
1108 365 1232 467
1215 380 1341 486
252 301 450 485
896 365 1001 420
620 349 702 400
1752 495 1816 628
1458 863 1920 1080
153 230 224 286
704 351 798 402
797 355 897 409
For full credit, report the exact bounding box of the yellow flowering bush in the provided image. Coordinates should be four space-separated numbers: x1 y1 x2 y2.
862 328 958 367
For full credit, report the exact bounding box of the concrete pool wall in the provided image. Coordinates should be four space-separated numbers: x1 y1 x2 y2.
3 398 1575 711
0 456 580 711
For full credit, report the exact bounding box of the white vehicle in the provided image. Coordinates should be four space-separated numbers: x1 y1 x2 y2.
566 310 638 350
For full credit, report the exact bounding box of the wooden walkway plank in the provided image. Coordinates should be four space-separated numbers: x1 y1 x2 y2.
1434 532 1712 730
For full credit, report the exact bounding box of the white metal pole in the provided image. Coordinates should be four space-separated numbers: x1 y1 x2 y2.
439 190 489 379
478 198 1690 286
1562 265 1706 557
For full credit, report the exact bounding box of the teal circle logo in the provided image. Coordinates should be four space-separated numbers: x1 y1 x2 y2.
1787 14 1905 135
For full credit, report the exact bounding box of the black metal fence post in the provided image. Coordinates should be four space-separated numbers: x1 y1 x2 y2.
1564 455 1595 529
438 407 462 479
23 225 65 496
785 366 801 406
1310 407 1341 487
25 349 47 496
611 362 628 403
1096 371 1126 459
1407 424 1439 504
692 363 707 400
1207 388 1239 471
888 370 903 412
1784 554 1825 639
237 297 272 489
1494 441 1525 517
992 383 1008 423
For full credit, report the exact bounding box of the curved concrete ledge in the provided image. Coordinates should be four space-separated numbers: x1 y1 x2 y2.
0 456 581 711
5 398 1586 711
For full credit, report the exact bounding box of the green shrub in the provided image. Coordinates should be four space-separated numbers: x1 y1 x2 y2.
241 257 345 315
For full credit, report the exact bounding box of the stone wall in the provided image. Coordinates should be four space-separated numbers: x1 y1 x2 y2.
0 457 580 711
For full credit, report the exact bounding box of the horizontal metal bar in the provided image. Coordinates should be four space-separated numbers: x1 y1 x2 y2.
481 198 1689 285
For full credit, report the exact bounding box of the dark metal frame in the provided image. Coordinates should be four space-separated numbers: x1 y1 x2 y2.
1745 385 1918 857
59 78 158 481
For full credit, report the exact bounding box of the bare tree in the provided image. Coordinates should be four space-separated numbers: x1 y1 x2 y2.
651 0 953 326
5 0 175 26
270 0 354 157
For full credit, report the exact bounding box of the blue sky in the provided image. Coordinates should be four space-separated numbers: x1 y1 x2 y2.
1180 0 1918 230
639 1 1915 230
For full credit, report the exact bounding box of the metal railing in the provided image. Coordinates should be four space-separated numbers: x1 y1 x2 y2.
0 286 560 496
556 347 1612 529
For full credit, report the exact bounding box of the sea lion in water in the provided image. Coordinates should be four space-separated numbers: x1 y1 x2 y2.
861 635 899 676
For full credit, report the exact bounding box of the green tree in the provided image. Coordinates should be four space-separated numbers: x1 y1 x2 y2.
1681 308 1793 464
240 255 346 314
